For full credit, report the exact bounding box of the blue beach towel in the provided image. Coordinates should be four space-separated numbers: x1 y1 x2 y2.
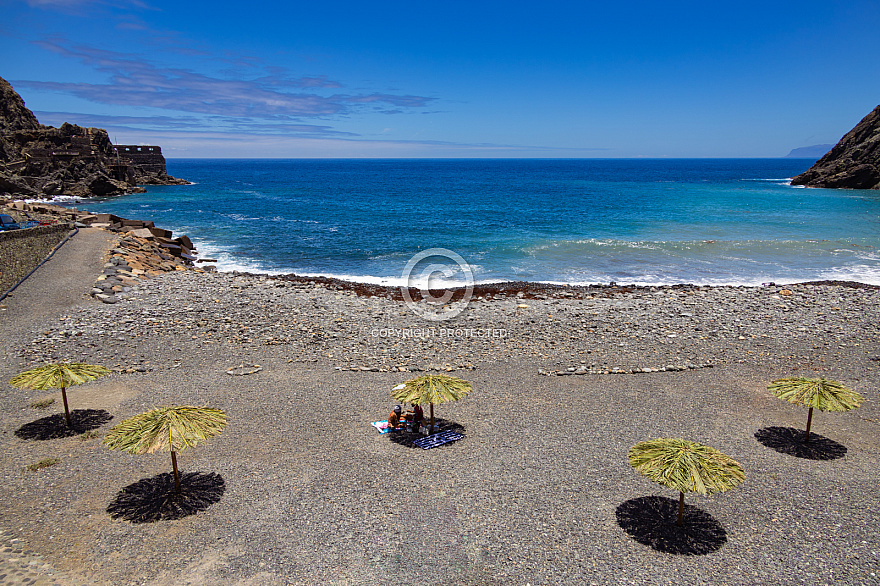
412 430 464 449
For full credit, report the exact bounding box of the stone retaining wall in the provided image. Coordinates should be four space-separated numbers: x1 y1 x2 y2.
0 224 71 294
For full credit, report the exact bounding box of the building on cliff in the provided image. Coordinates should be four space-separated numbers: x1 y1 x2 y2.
112 145 169 175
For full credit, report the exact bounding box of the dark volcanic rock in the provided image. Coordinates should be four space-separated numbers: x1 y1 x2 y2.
133 169 190 185
83 173 131 196
0 76 40 134
0 170 38 196
0 75 187 198
791 105 880 189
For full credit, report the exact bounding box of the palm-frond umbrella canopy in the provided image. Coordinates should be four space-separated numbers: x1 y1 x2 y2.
391 374 472 434
768 377 863 443
103 406 227 493
628 438 745 526
10 362 111 427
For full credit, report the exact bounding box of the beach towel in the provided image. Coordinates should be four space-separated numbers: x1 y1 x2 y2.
371 421 392 434
412 430 464 449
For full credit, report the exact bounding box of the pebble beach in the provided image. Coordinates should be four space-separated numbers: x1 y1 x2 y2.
1 228 879 585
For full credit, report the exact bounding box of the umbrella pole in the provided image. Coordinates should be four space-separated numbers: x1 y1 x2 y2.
430 403 435 434
677 492 685 526
171 451 181 494
60 383 72 428
805 407 814 443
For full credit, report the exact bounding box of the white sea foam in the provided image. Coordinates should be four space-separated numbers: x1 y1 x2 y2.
191 240 287 276
192 243 880 288
810 265 880 286
191 230 880 288
23 195 87 204
192 239 487 285
222 213 265 222
294 271 502 288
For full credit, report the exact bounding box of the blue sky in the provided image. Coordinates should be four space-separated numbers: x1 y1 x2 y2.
2 0 879 158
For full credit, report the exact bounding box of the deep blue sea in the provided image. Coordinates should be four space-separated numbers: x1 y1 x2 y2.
66 159 880 286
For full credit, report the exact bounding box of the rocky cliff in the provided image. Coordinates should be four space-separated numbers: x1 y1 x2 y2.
790 105 880 190
0 76 187 198
0 76 41 136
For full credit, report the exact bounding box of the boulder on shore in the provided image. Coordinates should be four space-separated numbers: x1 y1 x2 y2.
790 105 880 190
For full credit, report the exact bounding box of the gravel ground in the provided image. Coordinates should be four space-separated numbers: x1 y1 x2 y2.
1 240 879 586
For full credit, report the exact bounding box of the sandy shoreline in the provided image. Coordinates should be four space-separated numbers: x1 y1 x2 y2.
0 228 879 585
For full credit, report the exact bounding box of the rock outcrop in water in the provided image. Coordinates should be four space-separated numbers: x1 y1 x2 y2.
0 75 187 198
790 105 880 190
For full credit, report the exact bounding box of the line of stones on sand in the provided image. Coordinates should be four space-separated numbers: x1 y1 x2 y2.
90 233 210 304
335 363 478 373
226 364 263 375
541 362 715 376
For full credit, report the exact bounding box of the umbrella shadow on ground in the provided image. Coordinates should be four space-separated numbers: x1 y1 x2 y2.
754 426 847 460
388 418 465 448
107 471 225 523
14 409 113 440
615 496 727 555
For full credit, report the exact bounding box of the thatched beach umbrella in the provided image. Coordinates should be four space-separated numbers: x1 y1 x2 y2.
10 362 111 427
628 438 745 526
768 377 863 443
103 406 227 493
391 374 472 434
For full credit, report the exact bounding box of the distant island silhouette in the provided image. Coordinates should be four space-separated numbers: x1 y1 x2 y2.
785 144 833 159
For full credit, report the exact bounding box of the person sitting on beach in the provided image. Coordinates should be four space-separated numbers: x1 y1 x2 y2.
403 403 424 432
388 405 404 431
408 403 424 425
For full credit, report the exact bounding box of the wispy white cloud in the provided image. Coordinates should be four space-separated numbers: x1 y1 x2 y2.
34 110 362 137
107 129 612 159
33 111 607 156
19 39 436 120
25 0 91 6
34 110 206 130
24 0 156 12
344 94 434 108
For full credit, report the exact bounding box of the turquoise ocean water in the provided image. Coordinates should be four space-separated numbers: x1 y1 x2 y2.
68 159 880 286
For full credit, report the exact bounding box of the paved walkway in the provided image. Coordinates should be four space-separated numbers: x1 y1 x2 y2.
0 227 116 342
0 228 115 586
